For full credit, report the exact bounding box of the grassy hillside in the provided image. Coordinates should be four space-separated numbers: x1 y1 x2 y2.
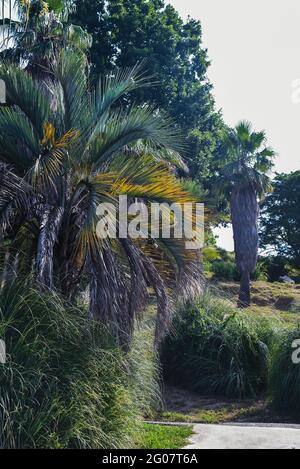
159 281 300 424
216 281 300 324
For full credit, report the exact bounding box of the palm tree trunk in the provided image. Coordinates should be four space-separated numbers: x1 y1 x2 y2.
36 206 64 288
238 270 251 308
0 246 18 289
230 186 259 308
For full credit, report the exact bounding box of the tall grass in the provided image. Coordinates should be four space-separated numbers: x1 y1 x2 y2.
269 325 300 416
161 290 279 398
0 280 159 448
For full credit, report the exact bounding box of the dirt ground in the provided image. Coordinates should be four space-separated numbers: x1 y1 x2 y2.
158 386 300 425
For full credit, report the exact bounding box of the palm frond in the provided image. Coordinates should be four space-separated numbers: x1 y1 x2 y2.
0 163 33 236
120 141 188 171
55 50 89 132
0 63 50 138
254 147 276 173
235 121 252 143
250 131 266 151
72 173 118 257
221 121 275 198
90 106 183 167
0 107 39 170
112 170 194 205
88 245 132 349
29 126 79 190
96 62 153 117
141 254 172 344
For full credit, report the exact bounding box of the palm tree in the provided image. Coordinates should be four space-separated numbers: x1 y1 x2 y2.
1 1 91 75
220 121 275 307
0 51 203 349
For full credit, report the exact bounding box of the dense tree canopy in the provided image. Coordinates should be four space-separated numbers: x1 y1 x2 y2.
71 0 224 182
260 171 300 266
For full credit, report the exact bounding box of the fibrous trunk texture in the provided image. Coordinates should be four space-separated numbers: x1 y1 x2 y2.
36 206 64 288
230 186 259 308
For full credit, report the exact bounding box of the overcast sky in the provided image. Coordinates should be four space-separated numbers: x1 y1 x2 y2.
170 0 300 250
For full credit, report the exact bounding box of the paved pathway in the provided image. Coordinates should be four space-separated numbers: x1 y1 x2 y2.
185 423 300 449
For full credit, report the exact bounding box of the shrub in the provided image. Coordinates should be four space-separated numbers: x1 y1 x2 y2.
212 260 239 281
261 256 295 283
252 260 269 281
269 325 300 416
208 248 240 281
211 253 268 282
161 291 277 398
0 280 159 448
203 246 221 274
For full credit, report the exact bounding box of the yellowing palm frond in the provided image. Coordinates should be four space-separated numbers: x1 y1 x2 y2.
31 127 79 190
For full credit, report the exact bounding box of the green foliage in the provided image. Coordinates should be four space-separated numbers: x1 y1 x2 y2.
217 121 275 196
269 325 300 416
135 424 193 450
206 248 268 283
260 171 300 267
161 291 277 398
159 405 262 425
2 0 91 70
252 259 269 282
212 259 239 281
71 0 224 183
202 246 221 275
0 279 159 448
46 0 67 13
205 247 239 281
0 52 202 349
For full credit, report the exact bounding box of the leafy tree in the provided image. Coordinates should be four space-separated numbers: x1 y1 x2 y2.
71 0 224 182
219 121 275 307
0 51 202 349
260 171 300 266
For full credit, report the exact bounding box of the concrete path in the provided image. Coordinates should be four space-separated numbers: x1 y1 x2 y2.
186 423 300 449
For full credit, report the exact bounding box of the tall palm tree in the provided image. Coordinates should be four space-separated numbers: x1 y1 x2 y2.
0 51 203 349
1 1 91 75
220 121 275 307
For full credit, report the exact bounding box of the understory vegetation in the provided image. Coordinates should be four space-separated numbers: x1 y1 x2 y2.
270 325 300 417
161 290 277 398
0 280 159 449
135 424 193 450
161 287 300 417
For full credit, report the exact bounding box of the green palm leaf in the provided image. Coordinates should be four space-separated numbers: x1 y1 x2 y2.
0 107 39 169
0 63 50 138
91 106 183 167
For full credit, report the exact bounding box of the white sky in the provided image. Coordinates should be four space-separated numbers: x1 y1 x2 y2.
170 0 300 250
0 1 18 21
